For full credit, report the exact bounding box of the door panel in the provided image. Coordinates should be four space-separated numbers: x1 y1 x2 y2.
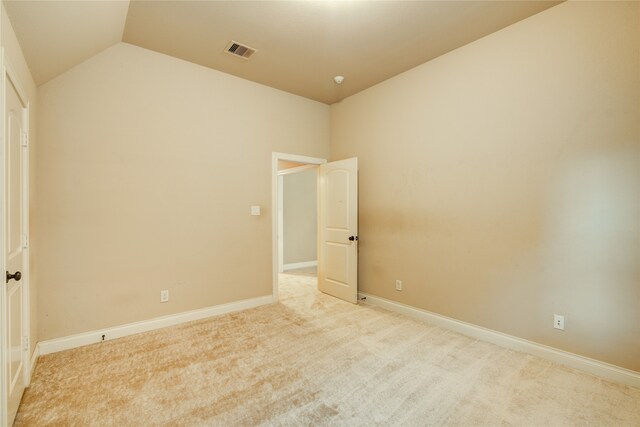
318 158 358 303
326 169 349 229
326 242 348 284
9 285 22 382
8 109 21 253
4 76 27 425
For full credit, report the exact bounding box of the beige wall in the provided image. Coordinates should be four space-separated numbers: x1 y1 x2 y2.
1 3 38 358
36 42 329 340
331 1 639 371
283 168 317 265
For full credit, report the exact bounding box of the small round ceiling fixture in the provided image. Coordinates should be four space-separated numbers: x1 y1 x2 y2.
334 75 345 85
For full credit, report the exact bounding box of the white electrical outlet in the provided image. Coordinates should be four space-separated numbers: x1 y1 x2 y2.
395 280 402 291
160 290 169 303
554 314 564 330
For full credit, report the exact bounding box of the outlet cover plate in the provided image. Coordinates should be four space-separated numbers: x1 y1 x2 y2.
554 314 564 330
160 290 169 303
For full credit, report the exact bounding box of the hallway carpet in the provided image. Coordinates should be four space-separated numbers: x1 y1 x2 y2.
16 273 640 426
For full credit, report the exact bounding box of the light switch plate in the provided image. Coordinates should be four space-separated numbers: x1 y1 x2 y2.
251 205 261 216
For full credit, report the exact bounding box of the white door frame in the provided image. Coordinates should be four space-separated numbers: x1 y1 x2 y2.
0 48 32 426
271 152 325 302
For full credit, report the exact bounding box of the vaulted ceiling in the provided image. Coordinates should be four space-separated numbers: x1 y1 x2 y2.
4 1 561 104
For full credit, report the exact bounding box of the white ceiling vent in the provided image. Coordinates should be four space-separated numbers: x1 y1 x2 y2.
225 40 257 60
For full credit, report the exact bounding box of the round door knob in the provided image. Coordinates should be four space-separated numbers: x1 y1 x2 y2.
6 271 21 283
348 236 358 241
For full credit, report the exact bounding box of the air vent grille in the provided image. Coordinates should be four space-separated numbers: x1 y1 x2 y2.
225 40 257 60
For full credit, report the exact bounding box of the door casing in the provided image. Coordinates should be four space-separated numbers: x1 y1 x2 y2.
271 152 326 301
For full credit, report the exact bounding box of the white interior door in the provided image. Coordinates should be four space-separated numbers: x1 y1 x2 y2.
318 157 358 303
3 74 27 425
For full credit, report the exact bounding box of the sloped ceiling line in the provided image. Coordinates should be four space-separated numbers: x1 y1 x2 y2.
4 0 561 104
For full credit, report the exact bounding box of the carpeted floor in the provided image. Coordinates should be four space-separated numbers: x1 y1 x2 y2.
15 272 640 426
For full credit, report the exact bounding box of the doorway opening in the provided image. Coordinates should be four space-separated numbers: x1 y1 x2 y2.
271 153 326 301
278 161 319 297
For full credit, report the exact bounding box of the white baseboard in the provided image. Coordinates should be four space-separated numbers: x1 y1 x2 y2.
359 292 640 389
38 295 274 356
28 344 39 385
283 260 317 271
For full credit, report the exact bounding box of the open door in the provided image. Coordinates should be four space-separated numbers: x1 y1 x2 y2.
2 68 29 426
318 157 358 303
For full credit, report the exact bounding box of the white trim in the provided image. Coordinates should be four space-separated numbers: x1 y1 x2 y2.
38 295 274 355
0 46 7 427
29 346 39 377
359 292 640 389
273 152 326 166
271 152 326 303
283 260 318 271
20 100 30 388
3 61 28 108
277 164 317 176
278 175 284 273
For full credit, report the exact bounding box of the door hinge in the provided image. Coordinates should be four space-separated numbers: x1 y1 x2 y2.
21 130 28 147
23 336 29 351
23 233 29 249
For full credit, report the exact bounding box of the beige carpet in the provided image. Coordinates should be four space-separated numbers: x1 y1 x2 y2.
16 273 640 426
